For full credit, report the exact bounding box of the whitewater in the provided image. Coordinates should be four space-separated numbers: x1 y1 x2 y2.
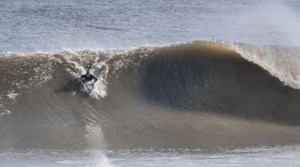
2 0 300 166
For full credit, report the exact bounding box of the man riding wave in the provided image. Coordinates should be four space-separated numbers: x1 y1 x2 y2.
81 62 98 86
81 71 98 84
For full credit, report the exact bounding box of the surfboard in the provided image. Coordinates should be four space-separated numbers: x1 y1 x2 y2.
81 81 94 94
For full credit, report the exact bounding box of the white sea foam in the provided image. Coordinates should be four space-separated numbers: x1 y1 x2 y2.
7 92 18 100
0 110 11 117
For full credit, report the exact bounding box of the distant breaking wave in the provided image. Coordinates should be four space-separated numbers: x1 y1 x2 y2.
1 40 300 149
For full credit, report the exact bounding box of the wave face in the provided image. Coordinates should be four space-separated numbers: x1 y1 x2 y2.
1 40 300 149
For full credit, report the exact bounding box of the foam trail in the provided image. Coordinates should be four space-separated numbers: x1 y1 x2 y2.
85 124 114 167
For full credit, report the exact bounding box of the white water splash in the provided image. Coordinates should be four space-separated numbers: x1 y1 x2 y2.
230 0 300 46
85 124 115 167
7 92 18 100
229 42 300 90
0 110 11 117
95 154 115 167
90 61 109 99
89 81 107 99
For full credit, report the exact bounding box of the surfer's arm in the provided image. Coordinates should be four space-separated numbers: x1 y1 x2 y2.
80 75 86 82
92 76 98 83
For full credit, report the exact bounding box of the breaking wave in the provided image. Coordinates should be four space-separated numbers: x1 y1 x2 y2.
1 40 300 149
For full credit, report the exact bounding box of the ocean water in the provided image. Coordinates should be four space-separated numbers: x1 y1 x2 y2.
2 146 300 167
2 0 300 166
3 0 300 53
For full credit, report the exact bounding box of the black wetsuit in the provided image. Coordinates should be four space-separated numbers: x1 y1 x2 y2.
81 74 98 83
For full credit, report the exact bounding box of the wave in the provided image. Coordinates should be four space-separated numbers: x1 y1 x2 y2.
1 40 300 149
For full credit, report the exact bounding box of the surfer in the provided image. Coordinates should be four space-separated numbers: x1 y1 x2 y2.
80 61 98 91
81 61 97 84
81 71 98 84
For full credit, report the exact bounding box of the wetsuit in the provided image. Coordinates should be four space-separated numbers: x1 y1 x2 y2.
81 74 98 83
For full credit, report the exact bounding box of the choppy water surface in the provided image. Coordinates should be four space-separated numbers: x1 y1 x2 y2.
2 146 300 167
